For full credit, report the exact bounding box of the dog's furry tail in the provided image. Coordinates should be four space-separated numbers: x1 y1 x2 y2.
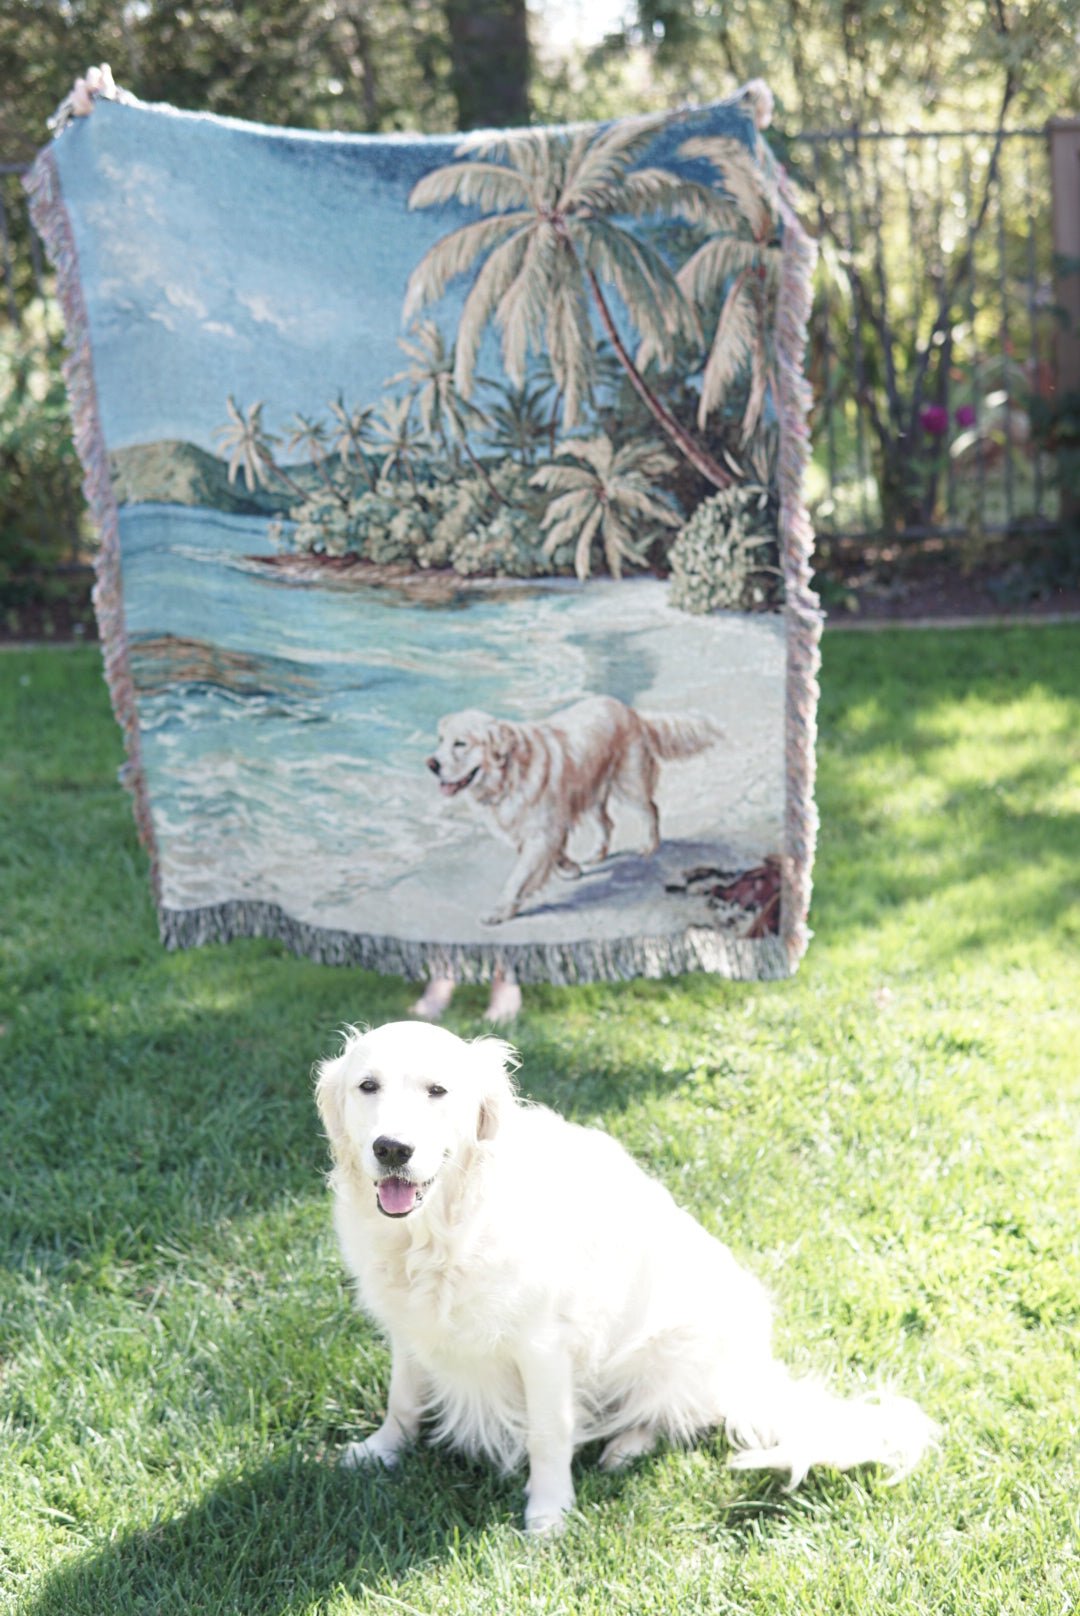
640 713 722 761
724 1365 937 1488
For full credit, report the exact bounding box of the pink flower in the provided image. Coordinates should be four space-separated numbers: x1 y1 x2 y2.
955 404 977 428
919 405 949 437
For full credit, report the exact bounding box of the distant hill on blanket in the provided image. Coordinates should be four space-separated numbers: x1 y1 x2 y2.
109 440 325 517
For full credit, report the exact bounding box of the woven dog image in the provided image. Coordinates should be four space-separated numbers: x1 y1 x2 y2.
426 695 721 924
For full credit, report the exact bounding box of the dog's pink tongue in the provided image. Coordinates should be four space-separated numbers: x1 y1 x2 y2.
377 1177 418 1215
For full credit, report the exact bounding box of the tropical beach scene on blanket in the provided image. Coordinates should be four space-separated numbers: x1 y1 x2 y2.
32 83 818 981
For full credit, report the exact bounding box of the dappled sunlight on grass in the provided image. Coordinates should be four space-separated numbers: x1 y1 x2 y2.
2 632 1078 1615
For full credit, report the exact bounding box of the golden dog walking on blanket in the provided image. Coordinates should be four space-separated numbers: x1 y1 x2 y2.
317 1022 936 1534
427 695 722 924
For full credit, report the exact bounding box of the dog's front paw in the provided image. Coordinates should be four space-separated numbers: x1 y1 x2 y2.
524 1478 574 1536
340 1433 401 1469
524 1499 570 1536
480 907 514 927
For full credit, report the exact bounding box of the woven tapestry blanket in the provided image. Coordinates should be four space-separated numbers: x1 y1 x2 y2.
29 73 821 983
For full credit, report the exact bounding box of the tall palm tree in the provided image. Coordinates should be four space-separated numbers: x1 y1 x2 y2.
368 396 427 487
530 435 681 580
216 397 308 501
387 321 501 498
479 374 553 466
404 117 738 489
670 135 783 441
286 412 349 507
328 397 380 490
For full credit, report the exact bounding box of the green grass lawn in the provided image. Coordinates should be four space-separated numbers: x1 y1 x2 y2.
1 628 1078 1615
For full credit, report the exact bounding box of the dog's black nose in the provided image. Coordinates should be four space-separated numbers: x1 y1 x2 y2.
426 756 440 776
373 1136 414 1170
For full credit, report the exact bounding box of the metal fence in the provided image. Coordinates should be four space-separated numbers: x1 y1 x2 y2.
0 126 1068 550
787 126 1058 545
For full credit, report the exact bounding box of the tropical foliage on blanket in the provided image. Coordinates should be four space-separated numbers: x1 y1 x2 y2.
218 111 787 612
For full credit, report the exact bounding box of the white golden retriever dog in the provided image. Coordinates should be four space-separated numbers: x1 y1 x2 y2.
426 695 720 924
316 1022 935 1534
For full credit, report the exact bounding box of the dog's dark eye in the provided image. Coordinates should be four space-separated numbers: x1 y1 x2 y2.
358 1078 380 1094
428 1084 447 1099
452 741 465 751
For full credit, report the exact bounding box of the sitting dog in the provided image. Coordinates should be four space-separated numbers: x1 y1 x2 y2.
426 695 721 924
316 1022 935 1534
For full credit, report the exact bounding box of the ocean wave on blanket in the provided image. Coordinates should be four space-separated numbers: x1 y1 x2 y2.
316 1023 936 1535
28 75 821 983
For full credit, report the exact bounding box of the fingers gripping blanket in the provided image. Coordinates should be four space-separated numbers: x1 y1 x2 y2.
28 73 820 984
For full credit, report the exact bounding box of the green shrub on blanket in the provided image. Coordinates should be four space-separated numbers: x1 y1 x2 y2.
29 80 818 980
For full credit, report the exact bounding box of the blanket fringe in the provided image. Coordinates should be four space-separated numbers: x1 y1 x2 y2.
774 168 823 974
23 145 164 904
159 901 792 985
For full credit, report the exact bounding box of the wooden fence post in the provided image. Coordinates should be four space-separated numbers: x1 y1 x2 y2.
1049 117 1080 525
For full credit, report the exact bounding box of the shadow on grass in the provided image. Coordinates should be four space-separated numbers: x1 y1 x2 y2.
23 1442 804 1616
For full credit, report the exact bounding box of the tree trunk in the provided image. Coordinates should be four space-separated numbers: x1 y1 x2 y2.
585 270 735 491
443 0 529 131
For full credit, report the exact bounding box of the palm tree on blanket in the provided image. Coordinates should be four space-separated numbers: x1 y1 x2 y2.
388 320 500 494
216 397 310 502
478 374 552 466
668 135 783 442
328 397 380 491
369 396 427 487
287 412 350 508
530 435 681 580
403 116 740 490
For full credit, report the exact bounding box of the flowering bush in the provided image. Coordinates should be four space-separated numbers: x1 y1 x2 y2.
667 487 780 614
285 459 553 577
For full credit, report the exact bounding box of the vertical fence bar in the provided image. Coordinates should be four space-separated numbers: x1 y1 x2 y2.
811 140 839 519
0 187 19 325
961 139 988 527
1023 138 1045 519
839 131 872 532
1049 117 1080 530
995 152 1015 522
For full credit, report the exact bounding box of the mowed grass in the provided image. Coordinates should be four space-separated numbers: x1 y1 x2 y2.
1 627 1078 1615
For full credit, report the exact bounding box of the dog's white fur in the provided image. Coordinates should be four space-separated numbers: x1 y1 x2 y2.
316 1022 935 1534
426 696 721 924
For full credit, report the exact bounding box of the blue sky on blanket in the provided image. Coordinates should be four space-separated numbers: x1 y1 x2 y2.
55 97 760 453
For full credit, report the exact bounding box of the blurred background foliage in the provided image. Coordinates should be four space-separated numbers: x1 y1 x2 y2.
1 0 1077 632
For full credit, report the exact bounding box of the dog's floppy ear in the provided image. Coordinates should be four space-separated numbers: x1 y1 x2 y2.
488 721 519 769
470 1035 520 1141
314 1026 363 1165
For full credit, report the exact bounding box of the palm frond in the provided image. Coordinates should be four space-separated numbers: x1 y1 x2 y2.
608 483 682 527
558 112 669 210
678 136 778 240
545 270 595 429
741 322 769 444
409 159 532 214
574 504 606 579
611 168 741 231
493 230 558 387
676 235 764 308
697 270 758 427
610 437 676 480
533 475 598 511
554 434 613 477
403 213 530 322
453 227 536 396
579 217 698 364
